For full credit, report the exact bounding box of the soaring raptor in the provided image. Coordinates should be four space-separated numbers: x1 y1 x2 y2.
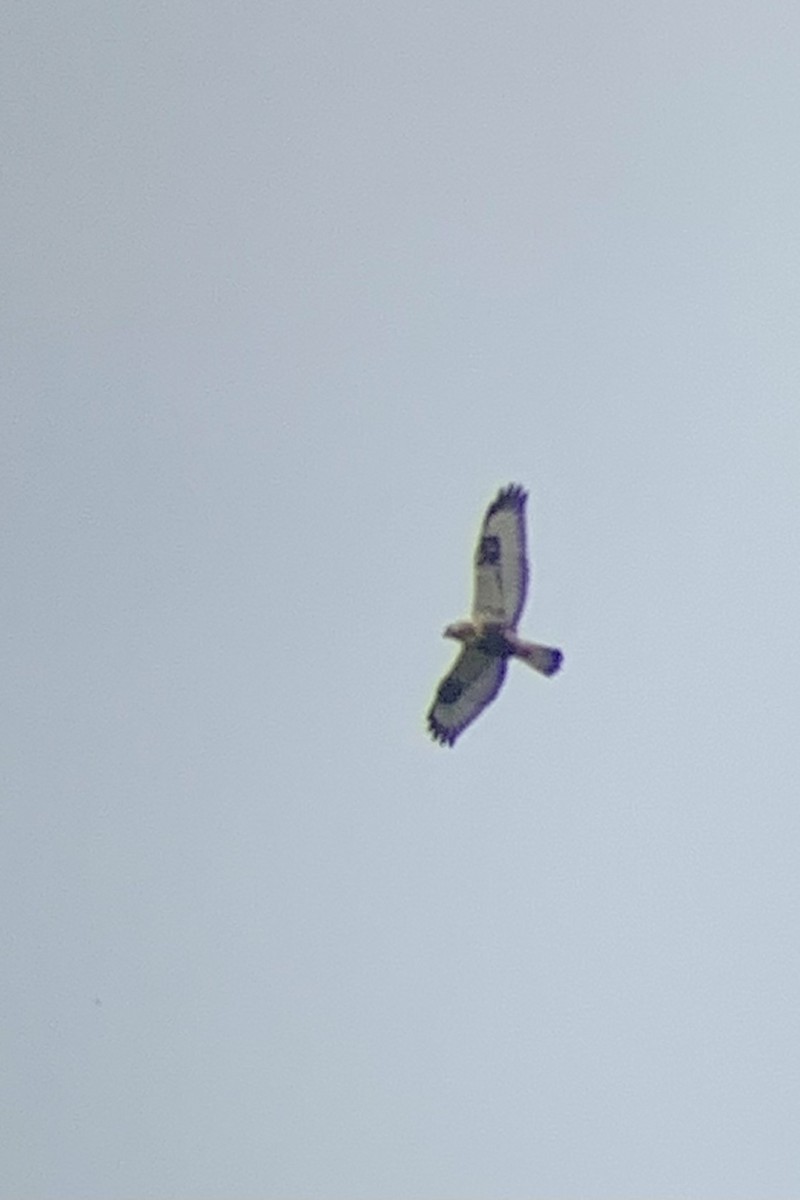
427 484 562 746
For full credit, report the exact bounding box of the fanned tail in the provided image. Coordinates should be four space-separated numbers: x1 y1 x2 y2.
515 641 563 676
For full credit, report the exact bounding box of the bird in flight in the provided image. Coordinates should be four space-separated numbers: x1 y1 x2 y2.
427 484 562 746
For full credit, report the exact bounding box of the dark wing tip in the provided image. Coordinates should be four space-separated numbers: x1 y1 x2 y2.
427 713 457 746
487 483 527 516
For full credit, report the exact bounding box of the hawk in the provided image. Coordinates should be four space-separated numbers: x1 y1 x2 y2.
427 484 562 746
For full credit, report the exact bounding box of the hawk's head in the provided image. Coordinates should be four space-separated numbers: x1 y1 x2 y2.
443 620 476 643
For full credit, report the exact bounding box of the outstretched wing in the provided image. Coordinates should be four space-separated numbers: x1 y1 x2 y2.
427 645 508 746
472 484 529 627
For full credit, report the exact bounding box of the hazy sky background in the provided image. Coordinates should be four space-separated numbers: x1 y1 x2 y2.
3 2 800 1197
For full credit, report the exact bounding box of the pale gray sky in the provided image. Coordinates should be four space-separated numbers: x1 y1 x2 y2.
3 2 800 1197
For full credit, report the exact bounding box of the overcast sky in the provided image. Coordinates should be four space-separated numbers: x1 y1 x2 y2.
3 2 800 1197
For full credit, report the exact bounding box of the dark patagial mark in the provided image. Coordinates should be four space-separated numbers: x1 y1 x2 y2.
476 535 501 566
437 676 464 705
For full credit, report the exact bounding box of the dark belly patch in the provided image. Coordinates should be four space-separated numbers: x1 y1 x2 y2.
476 627 512 657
